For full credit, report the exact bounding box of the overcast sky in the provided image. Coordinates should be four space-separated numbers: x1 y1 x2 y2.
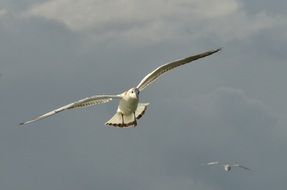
1 0 287 190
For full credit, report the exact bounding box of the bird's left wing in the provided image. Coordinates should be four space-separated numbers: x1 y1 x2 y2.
136 48 221 91
19 95 121 125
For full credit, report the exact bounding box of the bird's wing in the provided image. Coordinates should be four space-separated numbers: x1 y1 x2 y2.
136 48 221 91
19 95 121 125
232 164 252 171
206 161 222 166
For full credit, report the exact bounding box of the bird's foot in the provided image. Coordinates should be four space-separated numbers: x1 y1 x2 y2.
133 120 137 127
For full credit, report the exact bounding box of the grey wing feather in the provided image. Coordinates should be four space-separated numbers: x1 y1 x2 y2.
136 48 221 91
232 164 252 171
19 95 121 125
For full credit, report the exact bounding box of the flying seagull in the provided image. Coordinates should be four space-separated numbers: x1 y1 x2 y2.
20 48 221 127
205 161 251 172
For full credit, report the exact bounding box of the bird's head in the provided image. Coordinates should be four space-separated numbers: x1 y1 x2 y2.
127 87 139 99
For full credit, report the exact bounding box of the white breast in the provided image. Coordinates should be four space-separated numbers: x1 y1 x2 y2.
118 97 139 115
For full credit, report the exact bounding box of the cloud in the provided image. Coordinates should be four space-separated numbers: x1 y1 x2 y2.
1 1 287 189
24 0 282 44
0 8 7 17
152 87 281 189
143 176 216 190
152 87 277 152
193 87 276 131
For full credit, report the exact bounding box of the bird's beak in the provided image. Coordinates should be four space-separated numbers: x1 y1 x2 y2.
136 89 140 98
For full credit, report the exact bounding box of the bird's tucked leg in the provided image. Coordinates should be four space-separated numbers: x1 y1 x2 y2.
133 112 137 127
121 113 124 126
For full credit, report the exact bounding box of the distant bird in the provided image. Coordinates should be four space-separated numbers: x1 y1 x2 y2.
20 48 221 127
205 161 251 172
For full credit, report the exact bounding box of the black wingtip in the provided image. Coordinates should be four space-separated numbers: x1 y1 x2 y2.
206 48 222 55
19 122 25 126
215 47 223 52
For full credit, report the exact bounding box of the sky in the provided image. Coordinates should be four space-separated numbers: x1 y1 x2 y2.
0 0 287 189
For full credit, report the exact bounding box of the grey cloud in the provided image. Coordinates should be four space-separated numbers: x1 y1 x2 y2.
24 0 284 44
0 0 47 11
241 0 287 14
153 88 282 190
0 1 287 190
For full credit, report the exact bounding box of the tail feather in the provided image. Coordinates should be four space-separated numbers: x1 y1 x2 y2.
106 103 149 128
135 103 149 119
105 113 135 127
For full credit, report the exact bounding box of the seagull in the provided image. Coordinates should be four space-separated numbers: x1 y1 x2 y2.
20 48 221 127
205 161 252 172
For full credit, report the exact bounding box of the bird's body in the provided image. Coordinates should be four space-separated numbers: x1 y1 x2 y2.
20 48 221 127
224 164 232 172
106 88 147 127
117 88 139 115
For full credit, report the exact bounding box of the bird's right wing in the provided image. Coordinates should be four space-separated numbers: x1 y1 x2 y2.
19 94 121 125
232 164 252 171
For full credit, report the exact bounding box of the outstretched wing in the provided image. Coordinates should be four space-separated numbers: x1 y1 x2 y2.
136 48 221 91
232 164 252 171
206 161 223 166
19 95 121 125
